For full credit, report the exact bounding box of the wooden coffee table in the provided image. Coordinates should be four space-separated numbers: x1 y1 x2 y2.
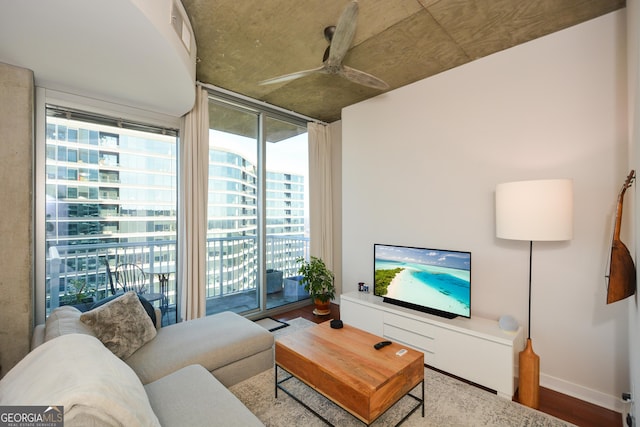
275 321 424 426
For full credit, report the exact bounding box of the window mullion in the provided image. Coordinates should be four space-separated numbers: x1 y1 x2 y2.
257 112 266 310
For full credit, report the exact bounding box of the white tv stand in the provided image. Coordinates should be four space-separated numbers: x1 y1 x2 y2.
340 291 525 399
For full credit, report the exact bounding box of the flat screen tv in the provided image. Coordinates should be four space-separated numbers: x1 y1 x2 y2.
374 243 471 319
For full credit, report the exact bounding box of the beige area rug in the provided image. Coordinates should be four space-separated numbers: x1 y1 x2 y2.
230 317 576 427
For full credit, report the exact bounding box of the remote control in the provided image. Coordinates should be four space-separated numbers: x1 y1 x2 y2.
374 340 392 350
396 349 407 356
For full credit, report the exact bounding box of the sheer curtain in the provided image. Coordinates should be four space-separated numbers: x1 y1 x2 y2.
179 86 209 320
308 122 334 270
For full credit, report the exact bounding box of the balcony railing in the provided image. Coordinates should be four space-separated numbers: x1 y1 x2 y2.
46 235 310 318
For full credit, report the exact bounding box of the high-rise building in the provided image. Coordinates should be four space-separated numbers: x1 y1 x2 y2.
44 112 308 315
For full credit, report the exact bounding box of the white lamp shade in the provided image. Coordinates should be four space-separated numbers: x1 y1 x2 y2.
496 179 573 241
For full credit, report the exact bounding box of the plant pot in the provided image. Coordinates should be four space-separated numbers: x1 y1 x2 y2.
313 298 331 316
60 296 96 313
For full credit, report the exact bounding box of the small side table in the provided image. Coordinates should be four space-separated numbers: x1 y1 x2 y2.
144 264 175 325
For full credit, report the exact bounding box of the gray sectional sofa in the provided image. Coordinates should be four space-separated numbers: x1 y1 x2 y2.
0 295 274 426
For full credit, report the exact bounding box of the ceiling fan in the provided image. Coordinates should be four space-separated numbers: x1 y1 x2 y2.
259 1 389 90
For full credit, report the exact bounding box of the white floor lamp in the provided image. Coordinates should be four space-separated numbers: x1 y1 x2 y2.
495 179 573 409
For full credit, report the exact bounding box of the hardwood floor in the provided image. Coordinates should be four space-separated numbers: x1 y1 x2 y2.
273 303 622 427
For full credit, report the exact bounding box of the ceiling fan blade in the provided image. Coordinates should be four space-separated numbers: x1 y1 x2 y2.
259 66 325 86
340 65 389 90
327 1 359 66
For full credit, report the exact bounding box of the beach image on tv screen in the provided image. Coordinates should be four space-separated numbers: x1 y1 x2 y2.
374 245 471 317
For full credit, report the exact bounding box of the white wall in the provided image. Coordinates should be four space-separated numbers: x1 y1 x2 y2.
342 10 628 411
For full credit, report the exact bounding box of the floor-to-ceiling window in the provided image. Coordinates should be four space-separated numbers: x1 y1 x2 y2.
37 101 179 325
35 88 309 323
205 93 309 316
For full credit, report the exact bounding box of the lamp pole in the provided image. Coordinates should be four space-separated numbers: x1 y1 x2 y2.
527 241 532 340
519 239 540 408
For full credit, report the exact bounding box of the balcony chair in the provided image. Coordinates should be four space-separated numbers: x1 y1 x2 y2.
114 263 148 294
103 258 118 295
113 261 169 324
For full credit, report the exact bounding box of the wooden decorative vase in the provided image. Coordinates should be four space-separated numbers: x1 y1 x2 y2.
519 338 540 409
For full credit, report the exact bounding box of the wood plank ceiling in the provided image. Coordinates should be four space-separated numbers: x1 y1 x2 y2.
181 0 625 123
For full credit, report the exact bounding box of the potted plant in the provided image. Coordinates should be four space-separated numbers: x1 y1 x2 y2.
60 279 96 312
296 256 335 316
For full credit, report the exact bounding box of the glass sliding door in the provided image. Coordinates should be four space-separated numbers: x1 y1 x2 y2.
206 100 260 315
205 95 309 316
265 117 309 309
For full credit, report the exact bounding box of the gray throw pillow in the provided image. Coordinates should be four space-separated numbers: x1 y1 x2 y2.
91 293 156 327
80 291 157 359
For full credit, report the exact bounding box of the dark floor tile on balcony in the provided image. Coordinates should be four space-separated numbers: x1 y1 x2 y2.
205 290 308 316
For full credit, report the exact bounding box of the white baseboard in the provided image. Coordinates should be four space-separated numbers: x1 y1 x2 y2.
540 372 629 415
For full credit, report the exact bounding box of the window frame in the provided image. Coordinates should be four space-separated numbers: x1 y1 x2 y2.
34 88 181 325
